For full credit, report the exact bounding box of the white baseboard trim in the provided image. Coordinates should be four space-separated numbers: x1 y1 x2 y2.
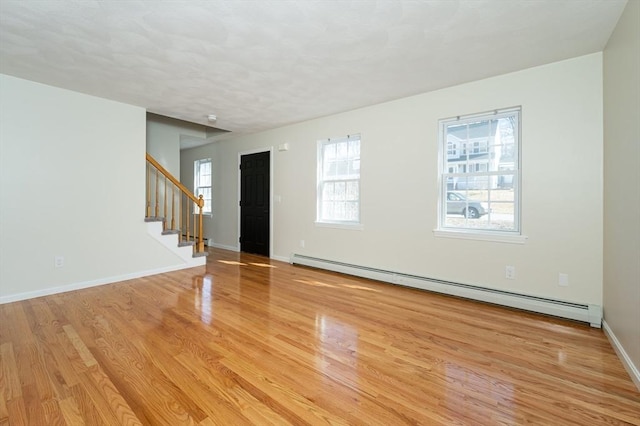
603 320 640 391
0 263 205 305
207 242 239 252
291 254 602 327
270 254 290 263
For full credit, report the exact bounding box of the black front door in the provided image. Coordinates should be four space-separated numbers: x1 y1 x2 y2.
240 151 270 256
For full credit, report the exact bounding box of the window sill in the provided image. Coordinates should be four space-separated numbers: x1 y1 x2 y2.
315 221 364 231
433 229 527 244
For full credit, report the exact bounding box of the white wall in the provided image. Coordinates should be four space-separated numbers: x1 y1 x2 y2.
182 53 604 307
146 113 207 176
0 74 191 303
603 0 640 387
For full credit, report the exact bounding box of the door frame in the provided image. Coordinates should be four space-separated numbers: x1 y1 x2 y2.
237 147 274 257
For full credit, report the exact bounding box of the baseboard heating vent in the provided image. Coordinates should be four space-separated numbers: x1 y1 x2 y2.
290 254 602 328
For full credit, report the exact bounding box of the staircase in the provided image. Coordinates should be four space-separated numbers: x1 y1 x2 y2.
145 153 208 265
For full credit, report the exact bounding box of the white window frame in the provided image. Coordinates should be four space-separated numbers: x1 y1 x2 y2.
434 107 527 244
194 158 212 216
316 134 362 229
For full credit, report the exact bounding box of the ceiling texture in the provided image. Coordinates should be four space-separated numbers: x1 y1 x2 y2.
0 0 628 140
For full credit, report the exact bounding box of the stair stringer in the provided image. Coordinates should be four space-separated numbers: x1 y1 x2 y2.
146 221 206 268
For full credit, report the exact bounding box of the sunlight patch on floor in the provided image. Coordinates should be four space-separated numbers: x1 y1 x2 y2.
344 284 380 292
217 260 247 266
294 279 336 288
249 263 277 268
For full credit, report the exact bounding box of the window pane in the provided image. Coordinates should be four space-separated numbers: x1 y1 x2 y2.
334 181 346 200
346 181 359 200
200 162 210 174
453 176 469 191
324 144 336 160
351 159 361 173
488 145 511 172
497 172 516 189
322 201 334 220
336 160 348 177
337 142 348 159
323 160 335 178
323 182 335 201
349 140 360 157
346 201 359 221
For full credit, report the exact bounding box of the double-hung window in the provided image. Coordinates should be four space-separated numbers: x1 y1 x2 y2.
437 107 522 240
194 158 212 215
317 134 361 225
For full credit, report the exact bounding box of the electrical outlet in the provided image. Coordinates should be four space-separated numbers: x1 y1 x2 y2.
505 265 515 280
55 256 64 268
559 273 569 287
300 240 305 248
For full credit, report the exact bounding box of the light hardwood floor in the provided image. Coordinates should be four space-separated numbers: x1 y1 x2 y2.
1 248 639 425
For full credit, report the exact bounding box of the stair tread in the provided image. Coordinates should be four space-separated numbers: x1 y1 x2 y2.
145 216 165 222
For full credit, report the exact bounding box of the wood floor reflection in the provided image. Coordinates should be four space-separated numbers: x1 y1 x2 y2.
1 247 639 425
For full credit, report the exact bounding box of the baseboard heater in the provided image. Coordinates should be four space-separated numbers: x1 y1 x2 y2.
290 254 602 328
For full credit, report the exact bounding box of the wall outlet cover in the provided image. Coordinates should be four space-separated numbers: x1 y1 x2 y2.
505 265 516 279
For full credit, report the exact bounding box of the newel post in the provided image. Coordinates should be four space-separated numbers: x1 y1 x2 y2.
197 195 205 253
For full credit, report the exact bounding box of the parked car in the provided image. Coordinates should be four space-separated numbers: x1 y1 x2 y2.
446 192 489 218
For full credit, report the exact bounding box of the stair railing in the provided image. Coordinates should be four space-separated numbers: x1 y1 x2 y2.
145 153 206 256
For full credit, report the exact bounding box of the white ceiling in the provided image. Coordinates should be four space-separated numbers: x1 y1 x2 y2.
0 0 627 139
